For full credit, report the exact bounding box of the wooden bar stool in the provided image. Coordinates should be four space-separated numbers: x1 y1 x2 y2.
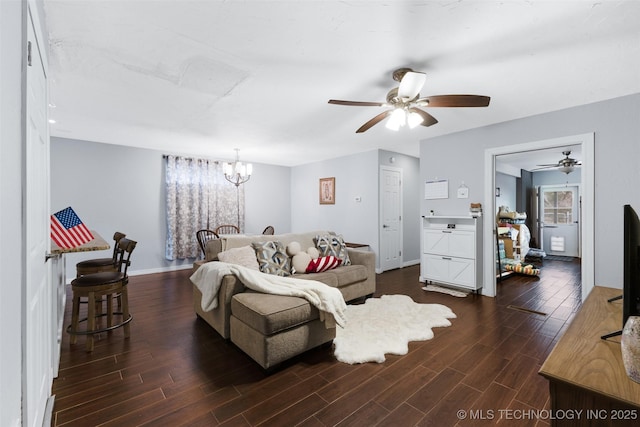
76 231 126 277
68 238 137 352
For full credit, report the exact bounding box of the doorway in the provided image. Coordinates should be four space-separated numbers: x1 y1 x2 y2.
483 133 595 300
379 166 403 271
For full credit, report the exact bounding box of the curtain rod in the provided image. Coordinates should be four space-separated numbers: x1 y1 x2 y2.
162 154 220 164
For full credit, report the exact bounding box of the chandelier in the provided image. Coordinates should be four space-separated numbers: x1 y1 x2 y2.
224 148 252 186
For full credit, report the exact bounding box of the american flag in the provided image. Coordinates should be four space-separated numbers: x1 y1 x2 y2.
50 207 94 249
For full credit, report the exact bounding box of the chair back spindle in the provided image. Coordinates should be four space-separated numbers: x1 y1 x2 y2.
196 229 219 255
214 224 240 235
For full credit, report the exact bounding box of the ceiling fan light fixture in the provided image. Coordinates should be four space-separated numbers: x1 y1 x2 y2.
397 71 426 100
407 111 424 128
558 165 574 174
386 108 406 131
329 68 490 133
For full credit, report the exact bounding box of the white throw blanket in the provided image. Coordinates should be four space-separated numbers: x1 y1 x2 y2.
190 262 347 328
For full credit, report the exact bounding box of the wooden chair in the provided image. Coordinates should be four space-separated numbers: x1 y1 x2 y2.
68 238 137 351
196 229 219 256
214 224 240 235
76 231 126 277
262 225 275 235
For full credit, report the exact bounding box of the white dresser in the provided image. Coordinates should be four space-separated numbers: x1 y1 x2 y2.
420 215 483 291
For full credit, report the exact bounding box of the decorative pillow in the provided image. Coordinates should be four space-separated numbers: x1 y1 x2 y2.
505 263 540 276
252 241 291 276
217 245 259 270
291 252 312 274
306 256 342 273
314 234 351 266
306 247 320 259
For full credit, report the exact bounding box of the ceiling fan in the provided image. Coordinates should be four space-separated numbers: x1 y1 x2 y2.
533 150 582 174
328 68 490 133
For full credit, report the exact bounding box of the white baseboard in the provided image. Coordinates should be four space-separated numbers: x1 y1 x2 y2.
43 395 55 427
376 259 420 274
403 259 420 268
128 264 194 276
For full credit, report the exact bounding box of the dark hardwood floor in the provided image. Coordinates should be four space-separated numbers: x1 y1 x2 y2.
52 258 581 426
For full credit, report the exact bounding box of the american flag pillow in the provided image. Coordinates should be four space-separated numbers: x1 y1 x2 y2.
50 207 94 249
305 255 342 273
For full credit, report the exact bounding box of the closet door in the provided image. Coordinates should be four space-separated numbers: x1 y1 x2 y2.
24 6 53 426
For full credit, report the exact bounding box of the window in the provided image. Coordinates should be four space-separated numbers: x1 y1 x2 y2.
543 190 573 225
164 155 243 260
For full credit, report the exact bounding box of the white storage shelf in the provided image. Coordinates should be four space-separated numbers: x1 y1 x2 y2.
420 215 483 291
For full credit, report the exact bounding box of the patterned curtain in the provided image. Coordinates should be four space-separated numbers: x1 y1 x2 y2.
165 155 245 260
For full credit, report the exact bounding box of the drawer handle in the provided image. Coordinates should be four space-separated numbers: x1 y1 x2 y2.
442 257 452 260
442 230 452 233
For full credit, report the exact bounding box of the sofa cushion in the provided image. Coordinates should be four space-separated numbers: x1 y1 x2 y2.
218 245 259 270
292 271 339 287
332 265 368 287
252 241 291 276
314 234 351 266
231 293 319 335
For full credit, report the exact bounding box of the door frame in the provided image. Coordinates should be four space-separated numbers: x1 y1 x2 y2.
379 165 403 272
483 133 595 300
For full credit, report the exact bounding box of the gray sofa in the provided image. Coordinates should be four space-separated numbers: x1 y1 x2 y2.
192 230 376 340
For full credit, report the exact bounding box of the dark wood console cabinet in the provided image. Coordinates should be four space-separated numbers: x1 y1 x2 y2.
539 286 640 426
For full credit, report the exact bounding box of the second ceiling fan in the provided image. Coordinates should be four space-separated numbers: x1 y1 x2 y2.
532 150 582 174
328 68 491 133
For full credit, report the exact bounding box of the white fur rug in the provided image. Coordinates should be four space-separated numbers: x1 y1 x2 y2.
333 294 456 364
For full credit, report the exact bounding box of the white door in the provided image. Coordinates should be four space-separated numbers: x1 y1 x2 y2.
538 185 580 257
380 167 402 271
24 9 52 427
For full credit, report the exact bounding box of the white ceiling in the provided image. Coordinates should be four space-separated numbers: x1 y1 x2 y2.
44 0 640 167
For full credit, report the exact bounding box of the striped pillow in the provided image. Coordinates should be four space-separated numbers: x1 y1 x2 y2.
306 256 342 273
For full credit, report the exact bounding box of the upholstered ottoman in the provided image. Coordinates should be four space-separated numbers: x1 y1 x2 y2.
230 292 336 370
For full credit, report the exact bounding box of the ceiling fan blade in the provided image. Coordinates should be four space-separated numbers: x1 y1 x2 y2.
355 110 391 133
328 99 385 107
419 95 490 107
530 166 556 171
409 107 438 127
536 163 561 167
397 71 426 100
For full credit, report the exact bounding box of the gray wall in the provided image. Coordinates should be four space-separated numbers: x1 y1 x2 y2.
50 137 291 280
290 150 380 263
495 172 517 214
420 93 640 289
289 149 421 271
51 139 421 278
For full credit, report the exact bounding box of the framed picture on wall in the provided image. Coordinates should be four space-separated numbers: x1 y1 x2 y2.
319 177 335 205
